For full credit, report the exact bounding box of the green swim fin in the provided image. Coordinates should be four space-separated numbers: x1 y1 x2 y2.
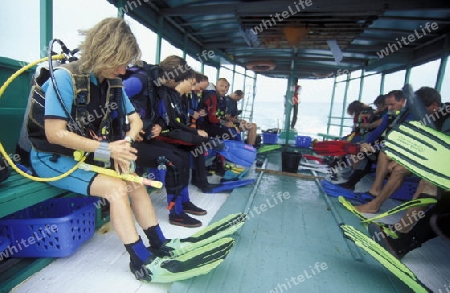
163 213 247 257
257 144 281 154
338 196 437 239
340 225 430 293
135 237 235 283
384 121 450 190
339 196 398 239
339 196 437 224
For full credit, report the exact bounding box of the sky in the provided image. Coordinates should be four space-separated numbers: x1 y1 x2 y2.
0 0 447 106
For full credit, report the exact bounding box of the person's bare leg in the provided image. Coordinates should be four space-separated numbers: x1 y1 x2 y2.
128 180 158 230
395 180 437 233
368 151 390 196
90 174 139 244
246 123 257 145
356 164 411 213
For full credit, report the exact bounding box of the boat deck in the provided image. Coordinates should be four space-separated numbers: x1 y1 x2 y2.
12 149 450 293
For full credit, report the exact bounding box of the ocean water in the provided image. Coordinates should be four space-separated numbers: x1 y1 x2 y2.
251 101 349 138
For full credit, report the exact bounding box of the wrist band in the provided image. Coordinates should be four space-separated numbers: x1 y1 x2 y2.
94 141 110 162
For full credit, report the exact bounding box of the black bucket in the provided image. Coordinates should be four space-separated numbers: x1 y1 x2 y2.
281 151 302 173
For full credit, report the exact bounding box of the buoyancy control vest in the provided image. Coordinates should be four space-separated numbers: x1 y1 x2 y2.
122 62 161 134
27 61 124 157
158 86 194 133
384 107 411 137
157 86 208 146
434 102 450 131
199 91 228 125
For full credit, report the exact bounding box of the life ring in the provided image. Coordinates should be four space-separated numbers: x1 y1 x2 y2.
246 61 275 72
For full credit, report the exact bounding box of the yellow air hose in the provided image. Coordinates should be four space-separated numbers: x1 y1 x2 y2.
0 54 86 181
0 55 162 188
0 54 66 98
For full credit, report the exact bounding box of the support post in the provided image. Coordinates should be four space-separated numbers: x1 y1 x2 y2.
40 0 53 58
358 69 364 101
404 64 412 85
155 16 163 64
339 73 350 137
379 72 385 95
326 76 337 136
435 35 450 92
230 64 236 93
117 0 125 18
283 65 296 144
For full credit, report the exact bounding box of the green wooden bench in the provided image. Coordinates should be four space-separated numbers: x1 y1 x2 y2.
0 171 71 218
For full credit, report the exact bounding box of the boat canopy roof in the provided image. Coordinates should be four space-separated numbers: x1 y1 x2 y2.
107 0 450 78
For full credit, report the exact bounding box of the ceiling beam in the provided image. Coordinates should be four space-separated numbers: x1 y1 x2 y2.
190 28 240 36
178 17 238 27
378 16 450 24
364 27 440 36
161 0 449 16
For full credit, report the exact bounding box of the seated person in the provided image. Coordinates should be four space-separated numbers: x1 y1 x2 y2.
338 94 388 189
122 56 209 227
225 90 258 146
358 94 388 133
345 100 374 143
328 100 374 177
27 17 195 280
356 87 448 213
197 78 241 142
185 72 208 129
154 58 225 193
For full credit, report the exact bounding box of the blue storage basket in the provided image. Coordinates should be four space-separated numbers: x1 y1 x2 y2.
0 197 97 258
389 177 420 201
262 133 278 144
0 235 10 253
295 136 312 148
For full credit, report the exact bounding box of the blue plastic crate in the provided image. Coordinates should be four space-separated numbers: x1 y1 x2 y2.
262 133 278 144
0 235 10 253
295 136 312 148
0 197 97 258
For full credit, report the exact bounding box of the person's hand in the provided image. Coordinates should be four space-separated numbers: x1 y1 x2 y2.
114 160 131 174
192 111 201 119
197 130 208 137
360 143 375 153
151 124 162 137
109 140 137 163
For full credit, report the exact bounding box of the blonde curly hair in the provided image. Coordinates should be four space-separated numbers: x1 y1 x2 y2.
78 17 141 75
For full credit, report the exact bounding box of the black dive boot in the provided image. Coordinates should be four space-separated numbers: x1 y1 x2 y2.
368 223 422 259
338 169 367 190
368 206 443 259
191 165 222 193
